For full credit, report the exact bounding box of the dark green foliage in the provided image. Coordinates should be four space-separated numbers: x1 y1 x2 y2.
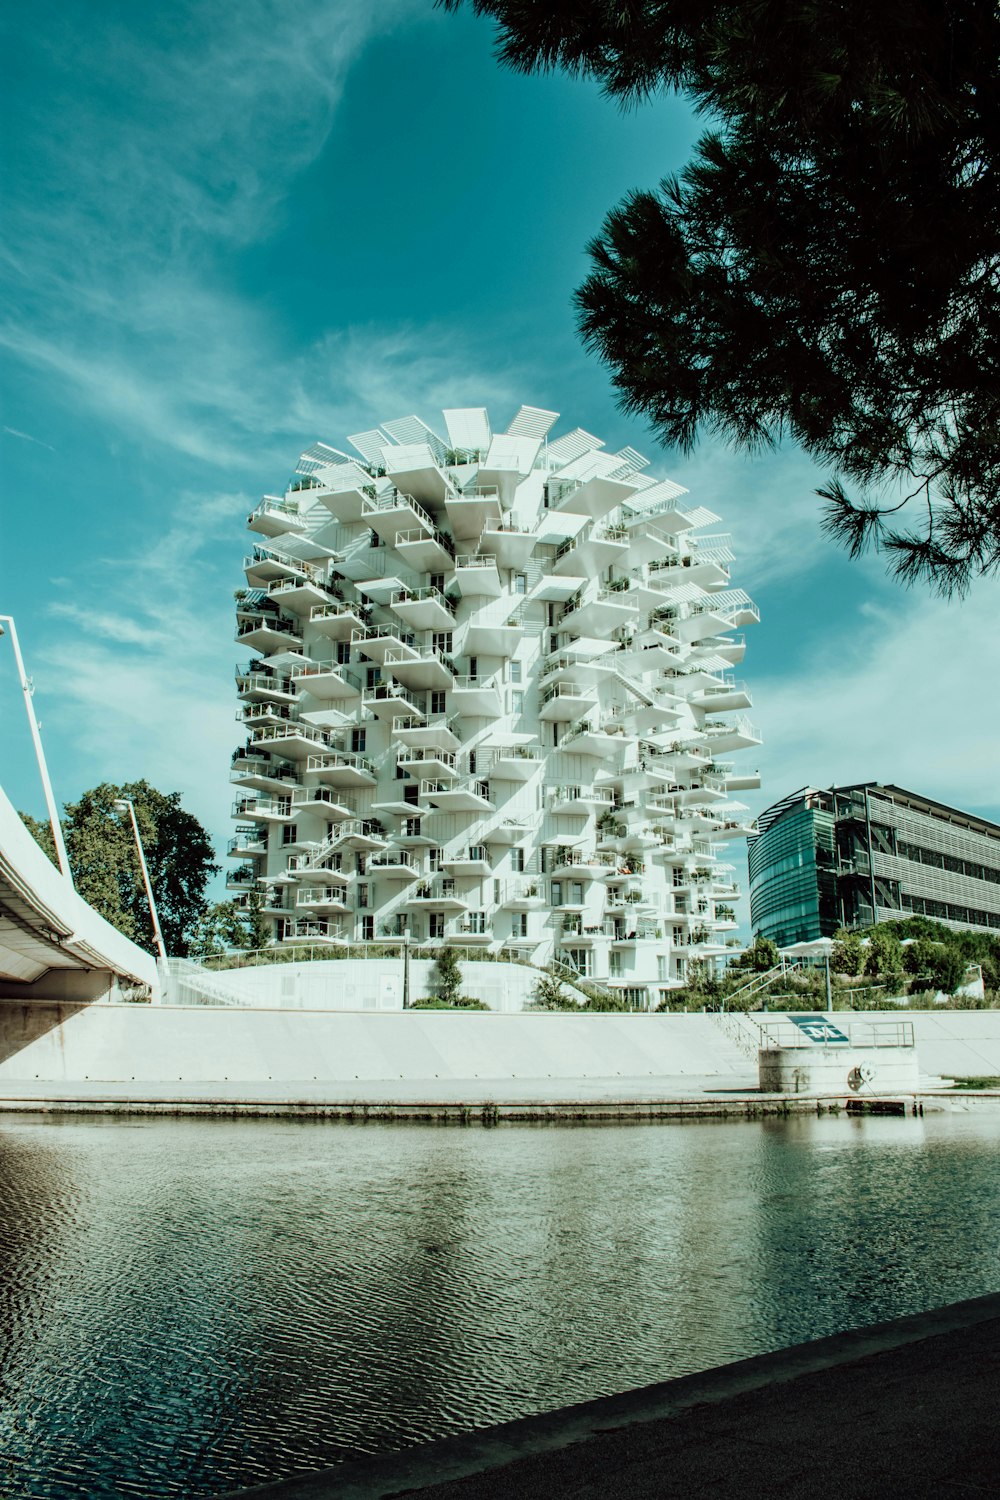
411 995 491 1010
441 1 1000 592
431 945 463 1005
21 781 217 957
733 935 780 972
188 901 254 960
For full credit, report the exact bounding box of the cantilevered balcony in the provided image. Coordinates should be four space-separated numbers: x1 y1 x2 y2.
539 681 599 721
237 701 298 731
486 744 543 781
247 496 306 539
284 851 348 882
228 828 268 859
362 490 436 545
461 618 523 657
405 880 468 911
391 715 462 754
394 526 455 573
419 777 494 813
383 443 453 505
444 485 503 542
552 849 608 880
558 720 627 759
231 795 293 824
689 680 753 713
441 845 492 877
383 644 456 692
290 661 361 702
230 750 296 791
291 785 357 820
389 585 456 632
497 879 546 910
396 746 459 780
235 614 303 655
296 888 351 916
552 522 630 577
452 553 502 597
362 681 426 720
485 818 533 846
560 583 639 636
450 676 503 718
368 851 420 881
350 623 416 663
546 466 639 520
700 717 762 752
234 669 297 705
479 518 536 570
243 546 316 589
309 601 368 641
282 919 347 945
303 751 378 788
226 863 257 891
309 462 377 523
548 785 618 815
329 819 389 853
266 575 335 618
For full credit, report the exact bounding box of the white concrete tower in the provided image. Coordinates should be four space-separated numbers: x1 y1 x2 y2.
228 405 761 1008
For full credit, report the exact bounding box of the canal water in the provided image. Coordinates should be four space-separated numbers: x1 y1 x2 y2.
1 1112 998 1498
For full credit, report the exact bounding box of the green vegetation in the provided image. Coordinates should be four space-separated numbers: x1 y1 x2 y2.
657 917 999 1012
952 1077 1000 1091
21 781 217 957
442 0 1000 592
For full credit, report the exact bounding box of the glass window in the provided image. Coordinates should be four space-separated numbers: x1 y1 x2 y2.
361 915 374 940
430 690 447 715
430 573 445 594
357 883 369 908
511 847 525 873
351 727 366 753
336 641 350 664
429 912 445 938
510 660 522 684
433 631 453 653
512 691 524 714
513 573 527 594
281 824 297 846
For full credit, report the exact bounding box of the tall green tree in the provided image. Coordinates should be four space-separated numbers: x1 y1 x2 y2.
442 1 1000 592
21 780 218 957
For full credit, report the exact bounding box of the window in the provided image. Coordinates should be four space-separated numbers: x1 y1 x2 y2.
571 880 584 907
673 868 684 887
513 912 528 937
357 883 369 908
468 750 477 774
430 572 445 594
657 956 669 981
433 631 453 654
430 690 447 715
551 880 563 907
429 912 445 938
510 660 522 684
369 529 382 548
365 667 380 689
356 853 367 875
468 655 478 680
511 847 525 873
673 926 684 945
547 604 556 628
512 691 524 714
360 915 374 941
351 727 366 753
281 824 298 846
336 641 350 664
404 784 419 805
513 573 527 594
467 911 487 934
404 817 422 837
659 988 671 1008
429 847 442 871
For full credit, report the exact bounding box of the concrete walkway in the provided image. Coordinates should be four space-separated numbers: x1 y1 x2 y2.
222 1292 1000 1499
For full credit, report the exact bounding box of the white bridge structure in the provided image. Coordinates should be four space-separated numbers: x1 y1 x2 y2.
0 784 158 1005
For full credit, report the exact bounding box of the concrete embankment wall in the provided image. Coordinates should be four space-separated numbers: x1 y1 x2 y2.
0 1005 755 1085
0 1002 998 1090
170 958 543 1013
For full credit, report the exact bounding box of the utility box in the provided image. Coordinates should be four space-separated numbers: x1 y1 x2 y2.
758 1017 919 1094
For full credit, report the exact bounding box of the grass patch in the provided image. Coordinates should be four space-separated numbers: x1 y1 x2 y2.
952 1076 1000 1090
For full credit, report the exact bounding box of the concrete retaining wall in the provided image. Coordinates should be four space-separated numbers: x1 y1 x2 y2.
0 1003 997 1091
170 958 545 1014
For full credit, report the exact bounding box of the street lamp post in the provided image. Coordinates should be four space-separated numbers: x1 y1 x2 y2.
114 798 168 964
0 615 72 884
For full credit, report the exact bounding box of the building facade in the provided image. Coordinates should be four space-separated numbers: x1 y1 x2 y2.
228 404 760 1004
749 783 1000 945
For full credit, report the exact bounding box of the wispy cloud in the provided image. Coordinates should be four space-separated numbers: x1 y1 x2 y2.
751 583 1000 821
2 426 56 452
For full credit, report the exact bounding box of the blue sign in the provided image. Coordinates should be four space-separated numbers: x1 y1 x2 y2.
789 1015 850 1044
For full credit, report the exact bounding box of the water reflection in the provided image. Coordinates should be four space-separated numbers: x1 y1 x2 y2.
0 1113 998 1498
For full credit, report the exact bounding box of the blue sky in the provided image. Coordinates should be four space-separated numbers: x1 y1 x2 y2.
2 0 998 916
